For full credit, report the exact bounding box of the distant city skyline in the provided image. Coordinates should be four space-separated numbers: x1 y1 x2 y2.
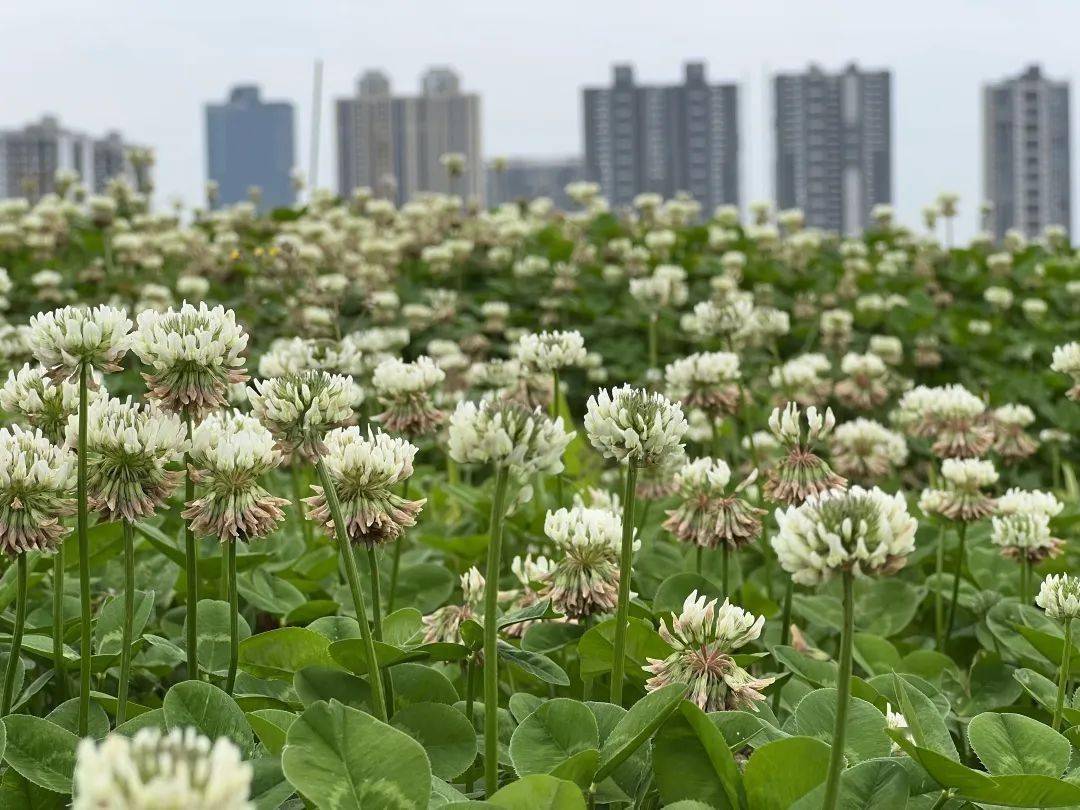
5 0 1080 238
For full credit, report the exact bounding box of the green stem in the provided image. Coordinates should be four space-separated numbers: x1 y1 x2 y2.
552 370 563 507
316 458 387 722
944 521 967 648
721 544 730 597
695 546 703 575
184 411 199 681
1 554 27 716
225 539 239 696
771 579 794 715
465 654 477 794
291 464 312 545
934 524 946 652
387 478 409 612
367 546 395 715
483 467 511 797
1020 556 1032 606
52 547 67 700
822 571 855 810
647 314 658 370
77 362 91 736
610 464 639 705
116 520 135 725
1053 617 1073 731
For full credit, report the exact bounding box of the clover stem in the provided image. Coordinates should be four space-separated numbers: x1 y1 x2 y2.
609 464 639 705
483 466 511 796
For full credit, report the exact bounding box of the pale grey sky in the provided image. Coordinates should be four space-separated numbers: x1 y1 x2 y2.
4 0 1077 237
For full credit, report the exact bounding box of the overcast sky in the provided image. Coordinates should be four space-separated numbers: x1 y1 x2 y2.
5 1 1077 238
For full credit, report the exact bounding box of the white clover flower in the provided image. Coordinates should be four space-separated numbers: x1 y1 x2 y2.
512 330 587 373
29 304 132 378
131 302 249 417
584 385 687 468
991 512 1059 562
1037 574 1080 620
542 506 626 619
764 402 845 504
919 458 998 522
0 363 108 443
183 411 289 542
663 457 763 550
942 457 998 489
257 337 317 378
1022 297 1048 319
448 399 574 479
868 335 903 365
1051 342 1080 400
682 294 754 340
997 488 1063 519
371 355 446 437
69 396 186 522
892 384 992 459
768 353 832 405
984 285 1014 309
0 425 75 555
968 319 992 336
72 727 253 810
664 352 741 415
175 275 211 300
249 370 356 459
629 265 688 311
768 402 835 446
304 426 424 548
829 418 908 482
644 591 773 712
772 486 917 585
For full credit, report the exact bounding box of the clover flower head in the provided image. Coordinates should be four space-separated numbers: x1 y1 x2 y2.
664 458 764 550
543 506 626 619
997 487 1063 519
371 355 446 437
991 512 1060 562
919 458 998 522
892 384 992 458
249 370 357 459
257 337 317 378
71 396 187 522
664 352 741 415
644 591 773 712
304 426 425 548
448 398 574 479
1051 342 1080 400
772 486 917 585
28 304 132 378
0 363 107 443
768 353 832 405
584 385 687 468
72 727 253 810
1037 574 1080 621
682 295 753 340
829 418 908 482
0 425 75 555
512 330 588 373
991 404 1039 462
178 410 287 542
422 567 484 644
764 403 845 505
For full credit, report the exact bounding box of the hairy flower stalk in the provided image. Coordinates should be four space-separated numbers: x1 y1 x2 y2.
0 426 75 716
663 457 764 591
73 396 186 720
183 411 289 694
1037 574 1080 730
644 591 773 711
449 398 573 796
131 303 249 686
29 304 130 736
772 486 916 810
585 385 686 704
72 727 253 810
764 402 846 505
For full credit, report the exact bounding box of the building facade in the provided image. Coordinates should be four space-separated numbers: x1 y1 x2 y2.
336 67 483 205
582 62 739 213
486 157 583 209
982 65 1071 238
205 85 296 211
773 63 892 234
0 116 144 200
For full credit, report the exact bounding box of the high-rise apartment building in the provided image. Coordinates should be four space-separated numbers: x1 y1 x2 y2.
205 85 296 211
486 157 583 209
0 116 145 200
773 63 892 234
335 67 483 204
982 65 1071 238
582 62 739 213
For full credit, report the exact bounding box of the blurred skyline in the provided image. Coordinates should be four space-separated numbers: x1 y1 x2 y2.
4 0 1078 238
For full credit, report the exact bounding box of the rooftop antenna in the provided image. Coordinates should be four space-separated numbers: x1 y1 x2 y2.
309 59 324 197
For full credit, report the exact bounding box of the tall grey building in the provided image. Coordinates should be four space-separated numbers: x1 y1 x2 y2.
486 157 583 209
206 85 296 211
0 116 144 200
773 63 892 234
982 65 1071 238
582 62 739 213
336 67 483 205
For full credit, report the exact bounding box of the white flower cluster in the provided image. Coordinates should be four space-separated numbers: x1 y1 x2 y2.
132 302 247 375
1037 574 1080 620
682 294 754 339
664 352 741 397
629 265 688 310
0 425 76 553
660 591 765 651
544 505 625 553
772 486 917 585
512 330 588 372
991 512 1054 555
190 410 281 475
993 403 1035 427
584 385 687 467
371 355 445 395
73 396 187 462
0 363 106 442
941 457 998 489
768 353 831 401
72 727 253 810
829 418 908 479
249 370 357 458
448 399 573 477
893 384 986 428
673 456 734 494
997 488 1062 518
839 352 887 378
768 402 835 447
321 426 418 490
1051 342 1080 399
28 304 132 374
257 337 317 378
